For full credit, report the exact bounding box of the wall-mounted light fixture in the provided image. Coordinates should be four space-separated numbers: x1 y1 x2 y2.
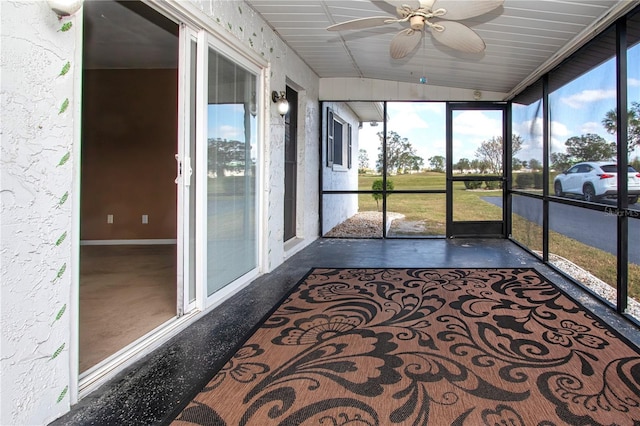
48 0 83 17
271 91 289 116
249 92 257 117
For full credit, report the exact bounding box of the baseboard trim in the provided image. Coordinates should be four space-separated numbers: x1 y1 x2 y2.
80 239 177 246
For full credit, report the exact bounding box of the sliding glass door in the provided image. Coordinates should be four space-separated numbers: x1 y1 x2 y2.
203 41 260 297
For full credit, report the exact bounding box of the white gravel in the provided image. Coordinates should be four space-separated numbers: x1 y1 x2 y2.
541 252 640 319
325 211 403 238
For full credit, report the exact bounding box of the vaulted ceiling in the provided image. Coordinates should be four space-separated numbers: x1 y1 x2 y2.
246 0 636 99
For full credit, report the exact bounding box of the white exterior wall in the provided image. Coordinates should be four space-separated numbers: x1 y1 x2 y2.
1 2 80 424
321 102 360 234
0 1 320 424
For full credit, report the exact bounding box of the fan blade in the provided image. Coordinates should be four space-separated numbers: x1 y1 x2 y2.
418 0 437 9
430 21 485 53
390 28 423 59
377 0 421 10
432 0 503 21
327 16 397 31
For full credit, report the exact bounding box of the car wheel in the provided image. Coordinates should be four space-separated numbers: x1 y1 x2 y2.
554 182 563 197
583 184 597 202
629 196 639 204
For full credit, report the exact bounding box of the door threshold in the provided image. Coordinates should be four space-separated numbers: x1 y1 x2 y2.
78 309 200 399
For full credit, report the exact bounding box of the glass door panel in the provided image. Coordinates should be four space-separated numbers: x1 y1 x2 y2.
205 46 258 296
448 105 506 237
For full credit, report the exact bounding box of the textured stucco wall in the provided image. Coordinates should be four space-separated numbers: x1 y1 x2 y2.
195 1 321 270
1 1 79 425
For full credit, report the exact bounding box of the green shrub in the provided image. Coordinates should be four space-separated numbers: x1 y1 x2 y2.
485 180 502 190
463 180 483 189
515 173 534 188
533 172 543 189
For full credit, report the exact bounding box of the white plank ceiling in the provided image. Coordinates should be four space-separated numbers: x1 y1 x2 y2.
246 0 636 96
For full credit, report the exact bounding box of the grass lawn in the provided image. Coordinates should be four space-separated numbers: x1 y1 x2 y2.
358 173 503 225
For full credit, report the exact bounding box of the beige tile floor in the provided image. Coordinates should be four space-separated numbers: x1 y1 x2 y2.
79 244 176 372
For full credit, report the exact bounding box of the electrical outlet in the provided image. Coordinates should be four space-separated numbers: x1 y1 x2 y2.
142 214 148 224
107 214 113 224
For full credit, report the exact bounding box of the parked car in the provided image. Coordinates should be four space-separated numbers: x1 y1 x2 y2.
553 161 640 204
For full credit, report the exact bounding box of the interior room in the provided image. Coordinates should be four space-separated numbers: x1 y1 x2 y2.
79 0 179 372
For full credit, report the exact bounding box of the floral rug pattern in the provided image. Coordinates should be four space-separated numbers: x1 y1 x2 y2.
173 268 640 425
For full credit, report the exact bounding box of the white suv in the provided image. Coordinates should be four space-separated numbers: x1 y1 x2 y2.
553 161 640 204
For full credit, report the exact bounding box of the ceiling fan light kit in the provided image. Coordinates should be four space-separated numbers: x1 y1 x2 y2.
327 0 503 59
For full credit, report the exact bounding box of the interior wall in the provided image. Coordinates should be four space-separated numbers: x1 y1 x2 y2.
81 69 178 240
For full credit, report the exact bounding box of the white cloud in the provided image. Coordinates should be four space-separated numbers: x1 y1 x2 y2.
550 120 570 138
629 77 640 87
514 117 543 139
561 89 616 109
550 136 566 154
580 121 607 136
388 111 429 130
452 110 502 138
217 124 242 140
514 118 544 157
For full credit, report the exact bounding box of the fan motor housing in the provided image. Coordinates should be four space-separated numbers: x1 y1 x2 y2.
409 15 426 30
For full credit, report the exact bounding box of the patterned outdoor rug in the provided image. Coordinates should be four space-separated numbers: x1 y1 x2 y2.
173 268 640 425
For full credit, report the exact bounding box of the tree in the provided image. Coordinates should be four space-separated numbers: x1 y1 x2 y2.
528 158 541 171
376 130 423 174
358 149 369 173
428 155 445 172
602 101 640 152
408 155 424 173
474 134 523 174
208 138 249 177
512 158 523 171
371 179 394 211
565 133 616 162
470 159 489 173
551 152 572 172
455 158 471 173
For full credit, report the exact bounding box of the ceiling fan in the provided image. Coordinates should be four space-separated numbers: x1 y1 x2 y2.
326 0 504 59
